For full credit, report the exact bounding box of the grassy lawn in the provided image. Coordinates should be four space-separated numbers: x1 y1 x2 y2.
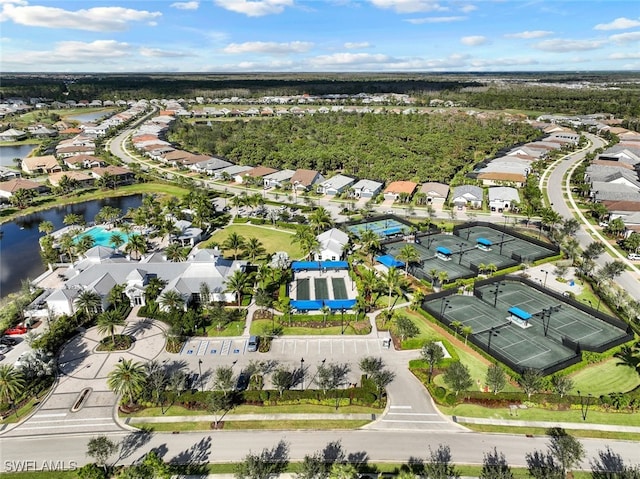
205 320 245 337
1 394 49 424
461 423 640 441
131 419 370 432
203 224 303 260
395 307 443 349
438 403 640 427
122 403 382 418
570 358 640 395
250 319 365 336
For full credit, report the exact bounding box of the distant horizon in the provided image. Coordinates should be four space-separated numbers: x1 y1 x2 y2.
1 1 639 73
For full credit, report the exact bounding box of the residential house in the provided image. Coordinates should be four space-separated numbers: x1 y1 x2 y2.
91 165 135 185
474 156 532 187
236 166 277 184
350 179 383 199
263 169 295 189
452 185 484 208
22 155 62 174
488 186 520 212
591 182 640 203
48 170 94 188
29 126 58 138
383 181 417 201
63 155 105 170
161 149 193 165
597 147 640 167
315 228 350 261
0 167 21 181
316 174 355 195
291 169 325 192
170 220 203 247
213 165 253 180
0 178 48 200
419 182 449 205
0 128 27 141
191 157 233 175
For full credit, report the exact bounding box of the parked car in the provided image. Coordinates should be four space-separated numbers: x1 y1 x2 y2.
247 335 259 352
628 253 640 261
599 222 609 228
4 326 27 336
0 353 5 362
0 336 17 346
0 344 11 355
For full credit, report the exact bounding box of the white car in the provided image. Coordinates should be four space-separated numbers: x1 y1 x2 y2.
628 253 640 261
599 222 609 228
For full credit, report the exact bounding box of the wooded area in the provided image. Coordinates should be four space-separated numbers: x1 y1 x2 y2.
167 113 541 182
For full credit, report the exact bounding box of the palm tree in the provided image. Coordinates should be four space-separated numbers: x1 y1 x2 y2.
382 266 403 310
486 263 497 276
159 290 185 312
225 269 253 307
614 344 640 375
359 229 381 262
107 359 146 406
38 220 54 235
63 213 85 228
450 320 463 339
410 289 425 311
125 234 147 260
428 268 438 288
437 270 449 287
144 277 167 302
242 237 266 263
96 310 125 346
358 267 380 302
75 235 95 256
74 290 102 320
293 225 319 260
109 232 124 250
164 242 187 262
461 325 473 345
222 232 246 260
309 207 333 234
0 364 24 408
108 284 126 309
320 305 331 326
58 232 76 262
397 244 420 276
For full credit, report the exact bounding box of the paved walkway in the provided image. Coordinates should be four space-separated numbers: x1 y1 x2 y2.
455 416 640 433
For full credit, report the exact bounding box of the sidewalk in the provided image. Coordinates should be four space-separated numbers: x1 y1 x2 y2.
124 412 377 425
454 416 640 433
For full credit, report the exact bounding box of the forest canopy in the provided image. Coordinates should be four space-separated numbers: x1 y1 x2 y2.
167 112 541 183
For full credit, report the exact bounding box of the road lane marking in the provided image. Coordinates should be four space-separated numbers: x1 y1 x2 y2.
17 423 117 431
386 412 439 416
389 405 412 409
27 417 113 424
32 413 67 418
380 420 450 424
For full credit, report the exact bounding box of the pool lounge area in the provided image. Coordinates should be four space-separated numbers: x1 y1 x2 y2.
74 226 132 248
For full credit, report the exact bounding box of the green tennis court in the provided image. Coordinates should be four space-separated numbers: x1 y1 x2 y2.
332 277 349 299
296 278 310 300
314 277 329 300
423 278 631 373
457 224 556 262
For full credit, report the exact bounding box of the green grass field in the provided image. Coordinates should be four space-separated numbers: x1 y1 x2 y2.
570 358 640 395
250 319 365 336
204 224 303 260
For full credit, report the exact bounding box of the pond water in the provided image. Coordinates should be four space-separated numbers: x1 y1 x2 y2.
0 195 143 298
66 109 115 124
0 144 37 167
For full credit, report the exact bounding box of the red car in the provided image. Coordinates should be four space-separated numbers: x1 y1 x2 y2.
4 326 27 336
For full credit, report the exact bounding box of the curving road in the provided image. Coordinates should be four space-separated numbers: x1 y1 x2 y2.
544 133 640 300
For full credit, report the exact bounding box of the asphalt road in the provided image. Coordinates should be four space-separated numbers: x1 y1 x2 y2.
1 428 638 471
545 133 640 301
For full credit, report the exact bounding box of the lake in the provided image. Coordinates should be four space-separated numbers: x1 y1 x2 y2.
0 195 143 298
67 109 115 124
0 144 37 168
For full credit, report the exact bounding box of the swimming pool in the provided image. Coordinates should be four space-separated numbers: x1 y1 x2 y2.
75 226 132 248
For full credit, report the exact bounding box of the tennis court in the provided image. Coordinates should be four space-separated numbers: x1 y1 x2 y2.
296 278 310 300
314 278 329 300
332 277 349 300
456 224 555 262
347 218 410 238
423 278 631 373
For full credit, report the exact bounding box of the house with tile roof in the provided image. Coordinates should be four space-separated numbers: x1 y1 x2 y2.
383 181 418 201
0 166 21 181
214 165 253 180
488 186 520 212
91 165 135 185
0 178 48 199
350 179 383 199
236 166 278 184
48 170 94 187
62 154 105 170
22 155 61 175
452 185 484 208
419 182 449 205
316 174 355 196
0 128 27 142
291 169 325 191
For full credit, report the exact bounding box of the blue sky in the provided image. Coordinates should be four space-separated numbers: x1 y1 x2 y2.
1 0 639 72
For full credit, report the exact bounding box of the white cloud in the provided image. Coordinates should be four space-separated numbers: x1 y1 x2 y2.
213 0 293 17
609 31 640 43
222 41 313 54
171 1 199 10
406 16 465 24
140 47 189 58
470 57 539 68
461 35 486 46
0 0 27 4
533 39 604 52
459 4 476 13
343 42 371 49
505 30 553 39
310 52 392 67
594 17 640 31
6 40 131 65
609 52 640 59
0 3 161 31
367 0 447 14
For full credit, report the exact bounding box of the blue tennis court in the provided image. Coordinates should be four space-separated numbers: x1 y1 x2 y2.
347 218 410 238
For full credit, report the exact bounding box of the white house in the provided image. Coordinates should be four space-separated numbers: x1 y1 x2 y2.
452 185 483 208
488 186 520 212
315 228 350 261
350 179 383 199
263 169 295 189
316 174 355 195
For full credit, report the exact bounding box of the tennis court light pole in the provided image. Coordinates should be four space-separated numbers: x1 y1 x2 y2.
577 390 592 420
541 269 549 288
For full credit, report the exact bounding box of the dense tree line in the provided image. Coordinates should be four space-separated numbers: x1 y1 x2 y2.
167 113 540 183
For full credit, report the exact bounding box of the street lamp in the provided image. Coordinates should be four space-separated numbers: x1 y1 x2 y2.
499 215 508 255
300 358 305 390
440 298 450 316
341 308 346 335
577 390 592 421
490 281 505 307
456 242 465 265
487 328 500 351
198 359 203 393
541 269 549 288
